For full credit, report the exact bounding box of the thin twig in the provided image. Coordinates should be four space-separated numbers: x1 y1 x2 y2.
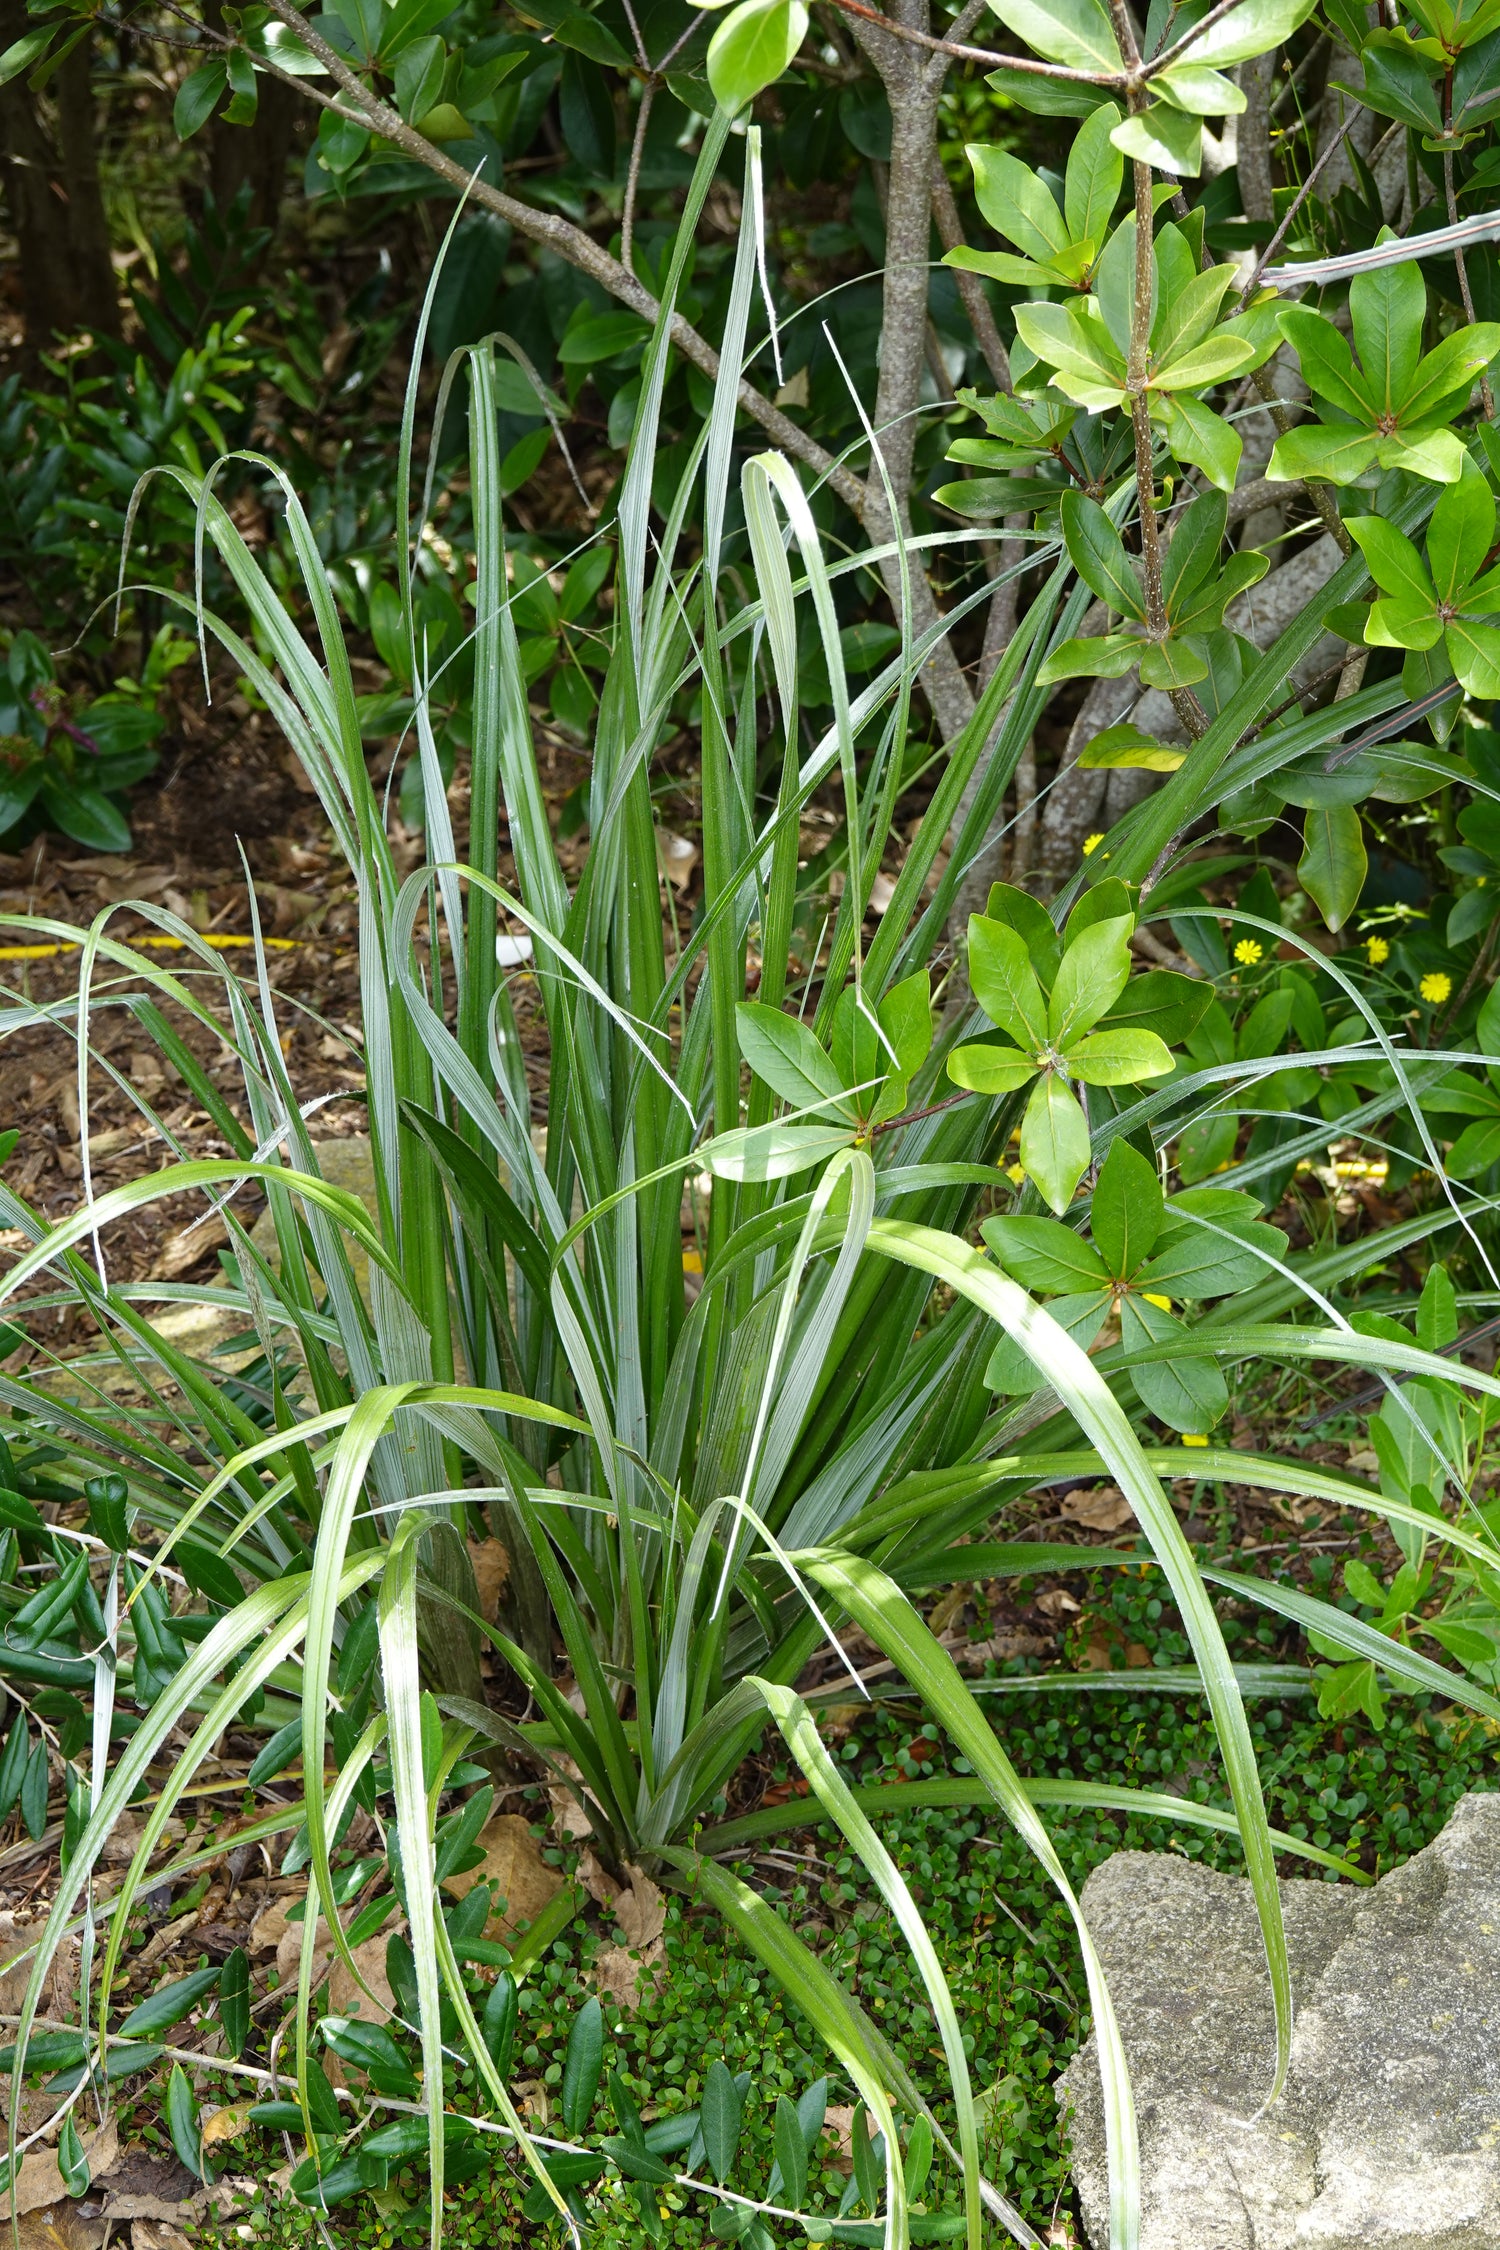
1142 0 1270 72
254 0 868 512
621 78 655 281
1443 76 1495 420
1236 112 1368 311
822 0 1120 81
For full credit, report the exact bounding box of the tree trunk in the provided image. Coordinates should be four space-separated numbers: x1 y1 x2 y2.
0 10 119 352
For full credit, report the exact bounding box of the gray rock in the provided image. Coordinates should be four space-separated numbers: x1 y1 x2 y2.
1060 1792 1500 2249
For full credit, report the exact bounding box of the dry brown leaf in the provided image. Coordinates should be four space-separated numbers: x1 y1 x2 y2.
824 2104 856 2168
926 1584 971 1637
469 1537 510 1623
153 1216 229 1281
614 1868 666 1952
275 1916 332 1991
129 2224 192 2250
248 1899 289 1955
0 2122 117 2220
656 829 699 890
200 2105 253 2149
1056 1486 1134 1532
968 1630 1052 1663
14 2207 106 2250
548 1784 593 1844
103 2196 201 2225
443 1814 562 1937
592 1941 664 2011
327 1934 398 2025
579 1848 620 1910
1034 1589 1080 1619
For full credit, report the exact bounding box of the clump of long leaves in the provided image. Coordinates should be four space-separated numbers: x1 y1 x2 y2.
4 129 1500 2250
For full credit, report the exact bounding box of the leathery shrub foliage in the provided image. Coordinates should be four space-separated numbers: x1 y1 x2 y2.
9 9 1500 2240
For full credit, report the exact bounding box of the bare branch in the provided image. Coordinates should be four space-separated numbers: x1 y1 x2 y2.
821 0 1125 81
256 0 867 508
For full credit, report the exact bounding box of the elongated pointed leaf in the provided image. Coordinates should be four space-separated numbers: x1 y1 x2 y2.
863 1221 1293 2117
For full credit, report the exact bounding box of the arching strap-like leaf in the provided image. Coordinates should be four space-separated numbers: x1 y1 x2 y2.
865 1219 1293 2119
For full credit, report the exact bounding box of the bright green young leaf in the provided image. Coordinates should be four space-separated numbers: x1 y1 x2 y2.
1345 516 1437 609
877 972 935 1080
1149 265 1238 374
968 914 1050 1048
707 0 808 114
1366 594 1444 651
984 880 1063 987
946 1041 1038 1095
1157 391 1242 489
1012 299 1125 384
1275 308 1374 420
1446 616 1500 697
981 1213 1112 1292
736 1001 850 1115
1111 100 1203 174
1428 467 1495 603
1138 637 1210 691
1349 257 1426 419
1037 632 1145 685
1185 0 1317 63
1151 332 1258 389
1078 724 1186 771
984 0 1122 75
1091 1140 1164 1278
1396 321 1500 424
1020 1073 1093 1212
1152 60 1244 112
968 144 1072 264
1065 1027 1176 1083
1267 425 1381 485
1064 101 1124 244
1049 914 1134 1047
1093 214 1141 360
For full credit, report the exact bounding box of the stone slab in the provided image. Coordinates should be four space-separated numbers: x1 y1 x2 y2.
1059 1792 1500 2250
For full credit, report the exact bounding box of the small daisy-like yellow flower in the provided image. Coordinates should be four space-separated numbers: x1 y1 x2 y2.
1181 1432 1209 1447
1365 935 1390 965
1082 833 1105 856
1233 938 1263 966
1420 971 1452 1005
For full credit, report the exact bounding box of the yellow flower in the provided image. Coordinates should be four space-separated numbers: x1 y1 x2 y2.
1365 936 1390 965
1181 1432 1209 1447
1233 938 1263 966
1082 833 1105 856
1420 971 1452 1005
